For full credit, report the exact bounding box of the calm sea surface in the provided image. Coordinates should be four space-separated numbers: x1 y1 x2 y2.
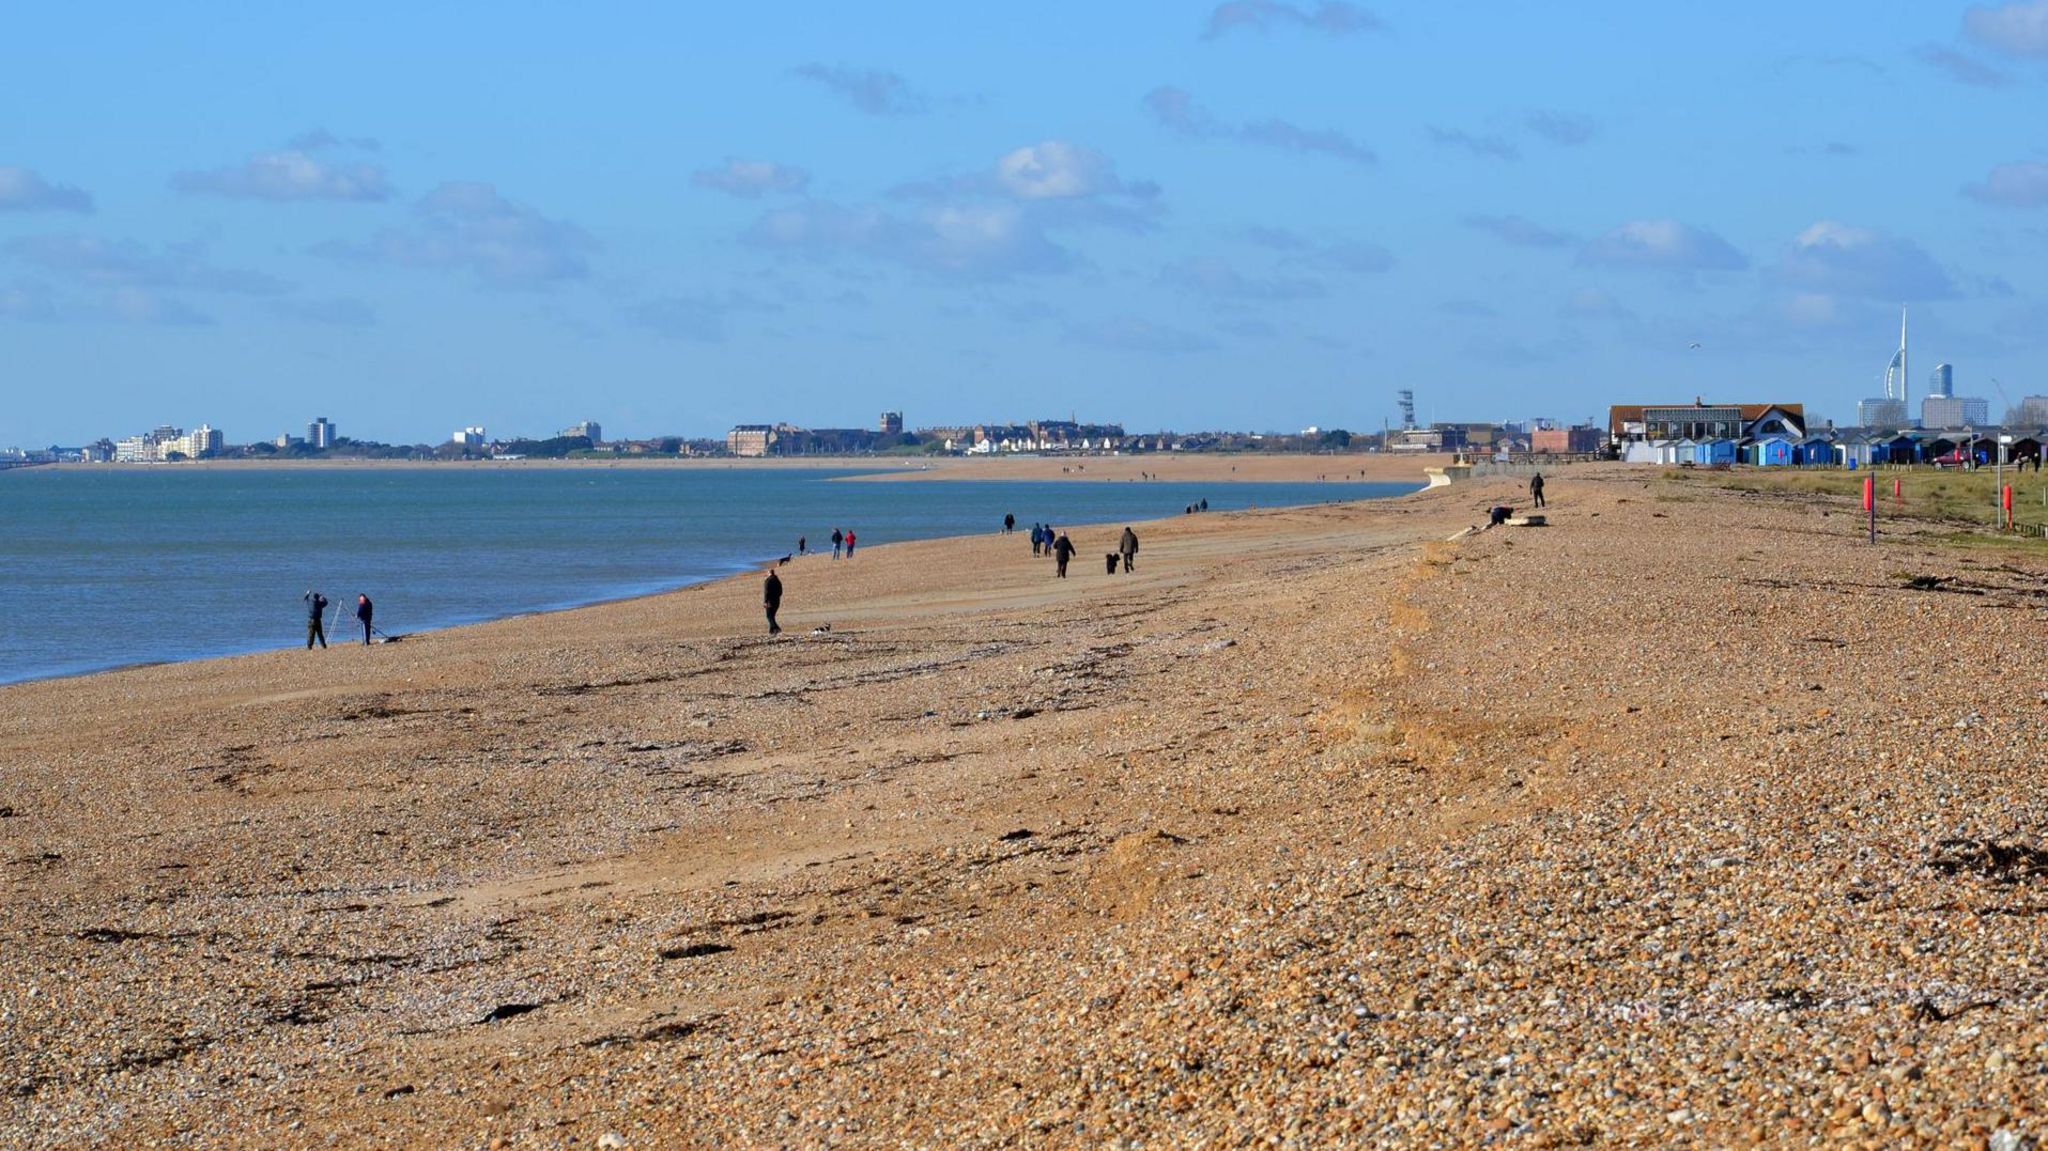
0 466 1417 685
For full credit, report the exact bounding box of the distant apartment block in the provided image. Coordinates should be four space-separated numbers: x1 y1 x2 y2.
1921 395 1989 429
1928 363 1954 398
113 423 220 462
1529 426 1601 454
1857 398 1909 429
879 411 904 435
560 420 602 443
453 426 488 449
308 417 336 448
727 424 780 457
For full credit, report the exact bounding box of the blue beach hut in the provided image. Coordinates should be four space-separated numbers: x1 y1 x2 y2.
1695 438 1737 466
1796 435 1834 465
1752 435 1795 467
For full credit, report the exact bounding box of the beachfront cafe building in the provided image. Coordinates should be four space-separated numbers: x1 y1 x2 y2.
1609 401 1807 465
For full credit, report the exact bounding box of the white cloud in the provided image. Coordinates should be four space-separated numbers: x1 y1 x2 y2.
746 200 1074 280
996 141 1119 200
1963 161 2048 207
322 182 595 287
0 165 93 213
1203 1 1383 39
173 149 390 202
1778 220 1957 299
1578 219 1748 271
691 159 811 198
1964 0 2048 57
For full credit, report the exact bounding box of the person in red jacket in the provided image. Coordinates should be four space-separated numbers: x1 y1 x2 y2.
844 528 857 558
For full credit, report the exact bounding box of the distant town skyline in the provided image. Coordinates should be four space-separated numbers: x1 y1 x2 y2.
4 2 2046 445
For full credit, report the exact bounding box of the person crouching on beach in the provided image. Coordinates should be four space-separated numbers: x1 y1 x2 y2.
355 593 374 645
303 591 329 649
764 568 783 635
1052 532 1074 578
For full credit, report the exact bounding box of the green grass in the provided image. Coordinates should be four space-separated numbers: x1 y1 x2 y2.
1678 465 2048 537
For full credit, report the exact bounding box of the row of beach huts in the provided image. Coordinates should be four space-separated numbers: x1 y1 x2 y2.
1608 402 2046 469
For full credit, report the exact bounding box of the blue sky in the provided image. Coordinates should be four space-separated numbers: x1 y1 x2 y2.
4 1 2046 445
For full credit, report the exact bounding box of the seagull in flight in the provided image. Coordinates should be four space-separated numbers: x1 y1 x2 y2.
1688 341 1703 350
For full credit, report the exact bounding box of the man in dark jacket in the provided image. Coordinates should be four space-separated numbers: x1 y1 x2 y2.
304 591 329 649
1118 526 1138 573
764 568 783 635
1052 532 1075 578
355 593 374 645
1530 472 1547 508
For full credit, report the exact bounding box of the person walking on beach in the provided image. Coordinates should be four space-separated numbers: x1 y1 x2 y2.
797 535 806 556
1118 526 1139 573
1031 523 1043 556
844 528 857 558
831 528 843 559
763 568 783 635
1004 513 1015 534
1530 472 1547 509
355 593 374 646
1052 532 1075 578
303 591 329 649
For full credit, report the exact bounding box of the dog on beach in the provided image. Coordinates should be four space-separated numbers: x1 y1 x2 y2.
777 555 792 566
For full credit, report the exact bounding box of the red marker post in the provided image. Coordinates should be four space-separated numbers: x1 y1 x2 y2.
2003 484 2014 531
1894 476 1902 502
1864 475 1876 544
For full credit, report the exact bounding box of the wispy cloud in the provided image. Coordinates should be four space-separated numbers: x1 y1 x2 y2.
747 200 1076 280
691 159 811 198
286 128 382 153
5 234 290 294
793 64 930 116
1463 213 1574 248
0 165 94 213
1242 226 1395 272
1066 316 1216 354
1964 0 2048 58
319 182 595 287
1579 219 1748 272
270 296 377 327
1522 111 1597 147
1916 44 2011 86
1963 160 2048 207
1147 87 1375 166
1202 1 1383 39
1159 256 1326 301
173 147 391 203
1427 126 1519 161
626 291 781 342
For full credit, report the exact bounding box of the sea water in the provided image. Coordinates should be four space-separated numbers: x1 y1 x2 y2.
0 466 1417 685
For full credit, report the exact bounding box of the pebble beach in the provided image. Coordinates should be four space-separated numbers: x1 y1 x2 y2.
6 463 2048 1148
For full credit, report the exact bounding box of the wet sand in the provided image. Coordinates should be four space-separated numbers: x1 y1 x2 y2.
7 465 2048 1147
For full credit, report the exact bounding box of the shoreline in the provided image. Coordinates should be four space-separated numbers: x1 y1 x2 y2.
0 482 1415 691
13 451 1449 485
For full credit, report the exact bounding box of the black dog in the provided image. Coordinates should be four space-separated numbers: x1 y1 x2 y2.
777 554 792 566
